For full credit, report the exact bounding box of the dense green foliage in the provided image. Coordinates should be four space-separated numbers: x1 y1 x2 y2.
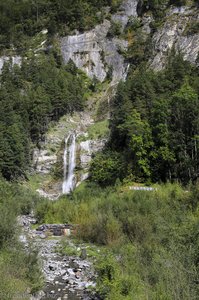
0 179 42 299
91 55 199 185
36 182 199 299
0 54 87 180
0 0 121 50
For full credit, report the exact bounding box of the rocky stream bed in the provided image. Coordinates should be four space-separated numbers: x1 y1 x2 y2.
18 215 98 300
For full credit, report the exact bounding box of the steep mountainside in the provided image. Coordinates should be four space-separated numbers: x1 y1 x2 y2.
0 0 198 189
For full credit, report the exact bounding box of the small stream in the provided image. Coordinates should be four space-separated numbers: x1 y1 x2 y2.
18 215 97 300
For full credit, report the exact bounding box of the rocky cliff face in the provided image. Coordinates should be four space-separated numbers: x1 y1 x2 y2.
61 0 138 83
60 1 198 80
60 20 128 83
31 0 199 198
112 0 138 28
78 138 106 183
150 6 199 70
1 1 198 79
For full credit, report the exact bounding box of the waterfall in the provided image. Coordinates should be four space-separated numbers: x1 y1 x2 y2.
62 133 76 194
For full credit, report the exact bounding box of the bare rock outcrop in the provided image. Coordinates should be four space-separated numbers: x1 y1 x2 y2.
61 0 139 83
150 6 199 70
61 20 128 83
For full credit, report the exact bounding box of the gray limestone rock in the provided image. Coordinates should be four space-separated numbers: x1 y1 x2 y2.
60 0 139 83
150 7 199 70
121 0 138 17
33 149 57 174
112 0 138 29
61 19 128 83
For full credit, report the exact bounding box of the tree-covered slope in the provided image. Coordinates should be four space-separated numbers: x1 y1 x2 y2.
0 0 198 185
91 55 199 185
0 0 121 50
0 53 89 180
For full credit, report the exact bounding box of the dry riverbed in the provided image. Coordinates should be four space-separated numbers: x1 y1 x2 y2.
18 214 99 300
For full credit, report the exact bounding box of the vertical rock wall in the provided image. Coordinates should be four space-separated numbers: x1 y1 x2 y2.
61 0 139 83
150 6 199 70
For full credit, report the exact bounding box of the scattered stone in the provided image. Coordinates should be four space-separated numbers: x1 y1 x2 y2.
75 271 81 279
49 265 56 271
18 212 98 299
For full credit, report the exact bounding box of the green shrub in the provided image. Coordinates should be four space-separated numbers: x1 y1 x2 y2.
0 179 43 297
90 151 125 186
35 182 199 298
107 21 122 38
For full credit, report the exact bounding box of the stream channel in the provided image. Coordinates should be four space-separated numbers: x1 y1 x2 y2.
18 214 98 300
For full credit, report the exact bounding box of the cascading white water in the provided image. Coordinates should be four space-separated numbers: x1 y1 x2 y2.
62 133 76 194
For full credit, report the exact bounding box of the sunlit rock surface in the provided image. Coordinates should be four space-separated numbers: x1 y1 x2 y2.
61 20 128 83
150 6 199 70
61 0 139 83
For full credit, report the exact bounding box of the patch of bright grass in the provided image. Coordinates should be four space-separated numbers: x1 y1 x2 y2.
25 173 51 191
87 120 109 140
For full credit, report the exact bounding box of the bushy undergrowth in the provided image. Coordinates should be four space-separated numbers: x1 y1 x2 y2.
0 179 43 299
35 182 199 299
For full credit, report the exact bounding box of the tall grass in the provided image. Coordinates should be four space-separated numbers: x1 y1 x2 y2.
35 182 199 299
0 179 43 299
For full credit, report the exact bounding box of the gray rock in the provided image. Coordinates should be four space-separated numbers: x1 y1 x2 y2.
61 19 128 83
33 149 57 174
112 0 138 29
121 0 138 17
150 6 199 70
